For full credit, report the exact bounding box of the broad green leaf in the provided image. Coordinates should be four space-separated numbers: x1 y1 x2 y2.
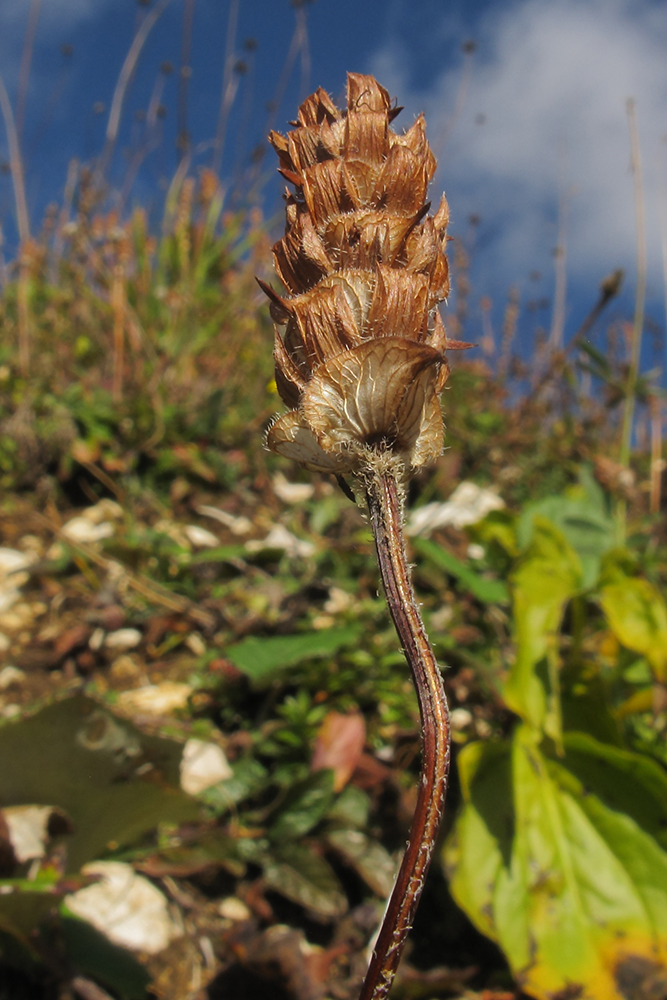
226 626 361 682
261 842 347 917
518 470 614 589
468 509 518 558
268 770 335 842
62 916 150 999
0 888 64 971
600 577 667 681
561 732 667 850
444 740 514 944
414 537 509 604
504 518 582 737
560 672 622 746
326 828 397 898
0 696 200 873
445 726 667 1000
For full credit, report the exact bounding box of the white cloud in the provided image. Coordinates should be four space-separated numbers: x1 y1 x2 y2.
373 0 667 304
0 0 110 28
0 0 118 84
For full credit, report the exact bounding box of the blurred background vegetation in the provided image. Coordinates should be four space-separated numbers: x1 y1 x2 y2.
0 3 666 1000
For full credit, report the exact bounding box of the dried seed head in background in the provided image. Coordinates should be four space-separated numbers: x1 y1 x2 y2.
261 72 463 478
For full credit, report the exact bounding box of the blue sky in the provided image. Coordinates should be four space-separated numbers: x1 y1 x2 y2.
1 0 667 369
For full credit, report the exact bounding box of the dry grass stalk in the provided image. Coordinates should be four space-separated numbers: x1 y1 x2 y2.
0 71 32 375
650 395 663 515
261 73 466 1000
111 259 126 403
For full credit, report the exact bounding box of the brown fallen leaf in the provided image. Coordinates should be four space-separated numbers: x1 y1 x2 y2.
54 623 91 659
311 711 366 792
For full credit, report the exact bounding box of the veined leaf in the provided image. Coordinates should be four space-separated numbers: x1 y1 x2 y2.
414 537 509 604
261 842 347 918
326 828 397 898
445 726 667 1000
268 770 335 842
226 626 361 682
600 577 667 681
517 473 614 590
504 518 582 738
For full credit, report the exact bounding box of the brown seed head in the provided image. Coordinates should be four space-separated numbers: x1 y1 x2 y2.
262 73 464 477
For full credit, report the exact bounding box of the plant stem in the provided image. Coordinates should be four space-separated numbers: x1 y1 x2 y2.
360 463 451 1000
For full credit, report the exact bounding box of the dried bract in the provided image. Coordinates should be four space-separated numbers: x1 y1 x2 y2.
262 73 462 477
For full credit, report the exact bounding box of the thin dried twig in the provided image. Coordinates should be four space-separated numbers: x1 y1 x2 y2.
16 0 42 143
620 98 647 471
99 0 174 179
0 71 31 374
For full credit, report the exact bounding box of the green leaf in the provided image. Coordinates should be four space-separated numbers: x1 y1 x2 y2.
326 785 370 830
62 916 150 999
0 888 64 971
414 538 509 604
504 518 582 737
0 696 200 873
517 479 614 590
268 770 335 842
189 544 246 565
561 732 667 850
201 756 269 813
326 828 397 898
226 626 361 682
261 842 347 918
600 577 667 681
444 739 514 944
445 726 667 1000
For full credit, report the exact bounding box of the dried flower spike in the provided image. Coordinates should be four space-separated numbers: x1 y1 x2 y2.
261 73 458 1000
262 72 472 477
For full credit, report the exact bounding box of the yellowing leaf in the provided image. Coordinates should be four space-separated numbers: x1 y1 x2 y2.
504 518 582 737
600 577 667 681
444 727 667 1000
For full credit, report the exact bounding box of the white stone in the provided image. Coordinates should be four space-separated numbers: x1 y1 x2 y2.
104 628 142 651
89 628 105 651
0 591 20 615
82 499 123 524
245 524 315 559
65 861 181 954
0 666 26 690
116 682 192 716
0 549 34 611
406 482 505 537
467 543 486 561
3 805 54 862
61 518 115 544
185 633 206 657
218 897 251 921
195 505 252 536
184 525 219 549
180 739 233 796
450 708 473 731
324 587 353 615
272 473 315 504
0 603 36 632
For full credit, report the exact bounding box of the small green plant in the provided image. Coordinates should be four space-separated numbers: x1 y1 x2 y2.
443 471 667 1000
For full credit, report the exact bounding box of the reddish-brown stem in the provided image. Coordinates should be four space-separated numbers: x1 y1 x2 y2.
359 465 451 1000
